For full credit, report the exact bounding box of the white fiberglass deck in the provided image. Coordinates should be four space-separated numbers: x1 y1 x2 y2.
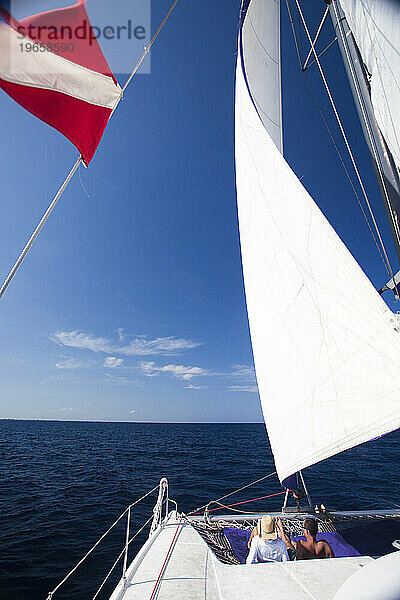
109 515 373 600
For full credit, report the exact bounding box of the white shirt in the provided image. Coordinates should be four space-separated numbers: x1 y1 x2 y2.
246 536 289 564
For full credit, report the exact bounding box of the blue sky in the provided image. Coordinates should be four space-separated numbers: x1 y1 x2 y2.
0 0 397 422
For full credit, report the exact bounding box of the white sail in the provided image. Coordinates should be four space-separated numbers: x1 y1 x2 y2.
239 0 282 152
339 0 400 171
235 1 400 483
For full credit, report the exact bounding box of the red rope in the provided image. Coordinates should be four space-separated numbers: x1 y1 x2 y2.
190 490 285 516
149 517 183 600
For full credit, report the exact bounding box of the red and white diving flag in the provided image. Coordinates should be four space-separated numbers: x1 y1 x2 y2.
0 0 122 164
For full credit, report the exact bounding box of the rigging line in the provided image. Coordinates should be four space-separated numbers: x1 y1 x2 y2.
284 0 387 272
195 500 254 515
306 37 337 71
122 0 180 93
285 0 303 70
295 0 396 286
190 493 284 516
187 471 277 516
303 72 390 277
331 0 400 278
285 1 336 74
206 491 286 514
302 5 330 71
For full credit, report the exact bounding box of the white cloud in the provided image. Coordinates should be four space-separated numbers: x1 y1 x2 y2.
105 373 129 383
41 375 70 383
139 361 209 380
104 357 124 368
59 407 81 412
51 331 200 356
119 337 200 355
184 384 205 390
230 364 256 382
56 358 88 369
51 331 112 353
116 328 125 341
228 385 258 393
130 409 136 414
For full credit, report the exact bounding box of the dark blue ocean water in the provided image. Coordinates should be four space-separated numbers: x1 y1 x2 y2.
0 420 399 600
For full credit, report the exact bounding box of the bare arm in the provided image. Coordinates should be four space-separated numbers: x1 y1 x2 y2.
319 539 335 558
246 537 258 564
276 518 296 551
248 526 258 549
324 542 335 558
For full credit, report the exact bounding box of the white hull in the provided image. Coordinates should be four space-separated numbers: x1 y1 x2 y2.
110 510 400 600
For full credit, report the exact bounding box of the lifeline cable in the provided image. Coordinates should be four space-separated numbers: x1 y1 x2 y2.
46 484 159 600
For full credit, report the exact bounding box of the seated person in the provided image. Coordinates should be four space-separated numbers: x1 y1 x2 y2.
276 517 335 560
246 515 289 564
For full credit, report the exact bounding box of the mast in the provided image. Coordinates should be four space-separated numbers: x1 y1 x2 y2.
330 0 400 265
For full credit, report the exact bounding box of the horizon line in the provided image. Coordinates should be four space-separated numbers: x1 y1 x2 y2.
0 417 265 424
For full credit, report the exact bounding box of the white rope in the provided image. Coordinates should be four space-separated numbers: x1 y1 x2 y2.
302 5 330 71
46 484 159 599
295 0 396 285
306 37 337 71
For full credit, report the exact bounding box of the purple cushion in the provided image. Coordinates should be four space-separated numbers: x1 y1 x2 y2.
291 531 361 557
223 527 251 563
